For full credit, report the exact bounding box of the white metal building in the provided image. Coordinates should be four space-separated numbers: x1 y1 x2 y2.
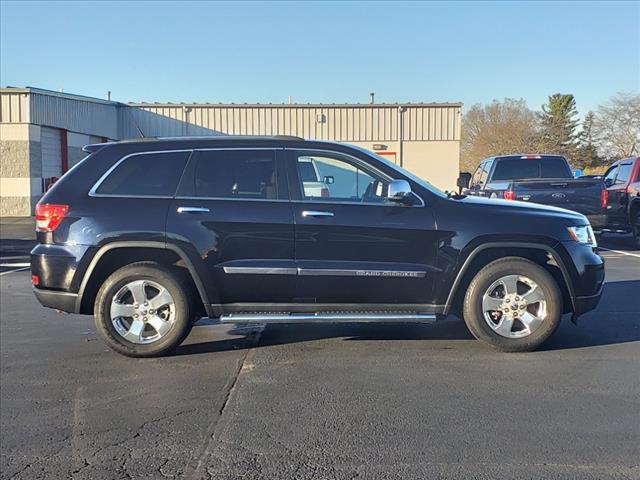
1 87 461 216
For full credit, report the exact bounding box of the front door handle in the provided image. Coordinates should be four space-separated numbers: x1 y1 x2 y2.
302 210 334 218
177 206 210 214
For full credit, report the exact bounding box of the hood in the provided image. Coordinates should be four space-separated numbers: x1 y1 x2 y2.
456 195 588 223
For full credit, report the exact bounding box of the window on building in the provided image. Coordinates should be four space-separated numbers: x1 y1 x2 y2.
95 151 190 196
180 150 277 199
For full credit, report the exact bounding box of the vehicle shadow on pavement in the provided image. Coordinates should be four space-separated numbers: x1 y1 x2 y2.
173 279 639 356
542 279 640 351
0 238 35 257
599 233 638 252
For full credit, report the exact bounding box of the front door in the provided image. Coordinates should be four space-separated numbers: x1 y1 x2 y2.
286 149 440 307
166 148 295 306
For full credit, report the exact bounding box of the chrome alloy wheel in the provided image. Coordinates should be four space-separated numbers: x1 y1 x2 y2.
481 274 547 339
110 280 176 344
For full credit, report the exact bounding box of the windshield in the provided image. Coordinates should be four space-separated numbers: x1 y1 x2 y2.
352 145 448 199
492 156 572 181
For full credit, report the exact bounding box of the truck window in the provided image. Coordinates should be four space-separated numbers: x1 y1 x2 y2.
539 157 572 178
616 164 633 184
492 160 539 180
603 166 619 186
491 156 571 181
471 163 484 188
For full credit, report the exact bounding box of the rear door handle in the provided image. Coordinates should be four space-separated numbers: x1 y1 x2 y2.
177 206 210 214
302 210 334 218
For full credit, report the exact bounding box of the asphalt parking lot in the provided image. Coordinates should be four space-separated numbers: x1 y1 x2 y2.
1 218 638 480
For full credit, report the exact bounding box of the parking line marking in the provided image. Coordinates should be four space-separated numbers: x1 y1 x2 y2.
0 267 30 276
0 262 30 268
598 248 640 259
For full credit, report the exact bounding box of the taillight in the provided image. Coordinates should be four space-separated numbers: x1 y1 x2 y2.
503 190 516 201
601 189 608 209
31 274 40 286
321 187 330 198
35 204 69 232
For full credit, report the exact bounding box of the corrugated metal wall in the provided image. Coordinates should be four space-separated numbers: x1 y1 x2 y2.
40 127 62 178
0 90 30 123
118 107 222 139
128 104 461 142
1 89 461 143
29 91 118 139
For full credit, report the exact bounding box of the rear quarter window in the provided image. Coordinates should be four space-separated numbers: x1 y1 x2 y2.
94 151 190 197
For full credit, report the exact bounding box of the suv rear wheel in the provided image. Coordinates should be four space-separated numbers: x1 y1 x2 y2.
94 262 195 357
633 211 640 250
463 257 562 352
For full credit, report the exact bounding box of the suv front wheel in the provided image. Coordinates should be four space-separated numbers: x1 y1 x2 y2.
463 257 562 352
94 262 195 357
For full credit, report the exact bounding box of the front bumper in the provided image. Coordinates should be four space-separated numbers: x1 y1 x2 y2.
572 285 604 318
33 287 79 313
559 241 605 318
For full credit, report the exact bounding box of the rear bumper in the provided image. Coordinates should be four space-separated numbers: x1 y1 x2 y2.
33 287 79 313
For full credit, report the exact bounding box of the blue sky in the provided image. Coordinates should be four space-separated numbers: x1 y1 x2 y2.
1 1 638 116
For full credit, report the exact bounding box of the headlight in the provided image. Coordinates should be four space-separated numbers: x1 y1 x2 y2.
567 225 597 246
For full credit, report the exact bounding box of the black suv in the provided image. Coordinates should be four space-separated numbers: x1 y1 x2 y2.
32 136 604 356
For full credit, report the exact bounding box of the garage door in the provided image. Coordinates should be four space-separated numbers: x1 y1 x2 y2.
41 127 62 179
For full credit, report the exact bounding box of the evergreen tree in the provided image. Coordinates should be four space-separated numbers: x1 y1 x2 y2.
539 94 580 159
575 111 602 170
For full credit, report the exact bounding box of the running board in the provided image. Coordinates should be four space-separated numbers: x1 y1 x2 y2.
219 312 437 324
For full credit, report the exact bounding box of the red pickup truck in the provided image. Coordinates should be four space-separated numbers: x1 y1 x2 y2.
600 157 640 248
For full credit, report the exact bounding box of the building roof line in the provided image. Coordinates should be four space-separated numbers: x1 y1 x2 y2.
128 102 463 108
1 86 119 106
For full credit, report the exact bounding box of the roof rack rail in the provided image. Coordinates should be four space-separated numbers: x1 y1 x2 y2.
272 135 305 141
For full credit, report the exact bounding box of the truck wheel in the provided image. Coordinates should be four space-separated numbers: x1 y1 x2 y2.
94 262 195 357
463 257 562 352
633 212 640 250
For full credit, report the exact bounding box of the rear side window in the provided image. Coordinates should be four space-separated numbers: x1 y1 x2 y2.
95 151 190 197
178 150 277 199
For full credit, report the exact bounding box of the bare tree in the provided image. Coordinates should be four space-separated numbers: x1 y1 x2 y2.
592 92 640 159
461 98 543 172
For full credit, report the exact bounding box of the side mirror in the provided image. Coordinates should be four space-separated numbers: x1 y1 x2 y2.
603 177 614 188
457 172 472 193
387 179 413 204
323 175 335 185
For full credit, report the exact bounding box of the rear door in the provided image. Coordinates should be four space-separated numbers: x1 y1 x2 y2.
286 148 440 307
167 147 295 306
605 162 634 227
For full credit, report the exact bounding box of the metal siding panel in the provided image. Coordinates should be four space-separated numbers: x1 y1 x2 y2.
30 93 118 138
41 127 62 178
0 92 29 123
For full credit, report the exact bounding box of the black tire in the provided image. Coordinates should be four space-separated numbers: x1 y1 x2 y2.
462 257 562 352
94 262 195 357
633 212 640 250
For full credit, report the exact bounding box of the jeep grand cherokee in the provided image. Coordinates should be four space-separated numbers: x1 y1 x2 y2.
31 136 604 357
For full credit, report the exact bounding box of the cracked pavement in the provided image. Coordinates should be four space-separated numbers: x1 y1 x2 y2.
1 223 639 479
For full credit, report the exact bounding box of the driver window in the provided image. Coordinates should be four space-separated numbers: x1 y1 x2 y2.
295 152 388 203
603 166 619 186
471 162 485 188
